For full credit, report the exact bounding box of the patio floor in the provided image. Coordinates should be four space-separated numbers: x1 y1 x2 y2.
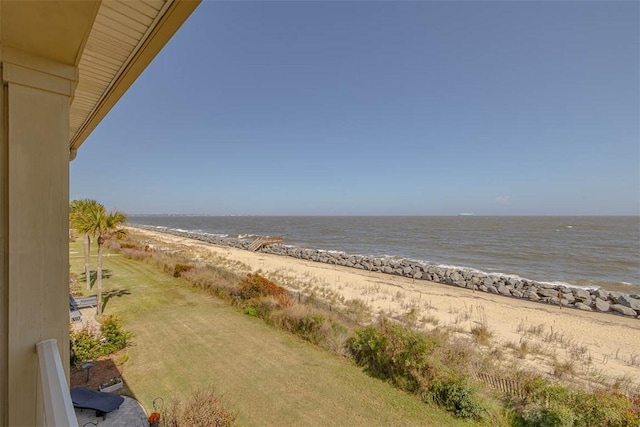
74 396 148 427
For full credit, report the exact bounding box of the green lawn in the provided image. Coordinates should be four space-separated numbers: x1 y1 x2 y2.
70 240 472 426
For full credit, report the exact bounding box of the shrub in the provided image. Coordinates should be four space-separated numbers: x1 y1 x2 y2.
348 319 485 419
69 317 133 365
70 328 102 363
518 404 575 427
120 242 141 250
180 266 241 301
100 316 133 354
247 296 280 319
244 306 258 317
293 312 328 345
324 320 350 356
121 248 152 260
268 304 350 350
173 263 194 278
470 323 492 345
238 274 292 306
430 380 485 419
512 376 640 426
162 388 237 427
349 319 443 393
440 338 473 373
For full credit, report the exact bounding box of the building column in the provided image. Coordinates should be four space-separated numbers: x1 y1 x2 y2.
0 48 77 426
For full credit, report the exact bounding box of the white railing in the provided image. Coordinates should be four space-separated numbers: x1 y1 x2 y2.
36 339 79 427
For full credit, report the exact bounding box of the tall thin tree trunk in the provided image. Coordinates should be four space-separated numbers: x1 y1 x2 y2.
96 241 103 315
84 233 91 290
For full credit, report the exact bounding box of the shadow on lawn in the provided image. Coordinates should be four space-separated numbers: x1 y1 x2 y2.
102 289 131 313
79 269 113 288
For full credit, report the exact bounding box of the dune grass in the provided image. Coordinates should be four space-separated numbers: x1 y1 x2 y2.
69 240 471 426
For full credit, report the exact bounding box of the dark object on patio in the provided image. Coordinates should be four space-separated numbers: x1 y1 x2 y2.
69 294 83 322
74 295 98 309
71 387 125 420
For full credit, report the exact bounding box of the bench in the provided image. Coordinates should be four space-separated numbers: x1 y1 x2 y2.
73 295 98 309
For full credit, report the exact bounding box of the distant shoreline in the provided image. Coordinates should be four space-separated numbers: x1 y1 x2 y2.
127 215 639 294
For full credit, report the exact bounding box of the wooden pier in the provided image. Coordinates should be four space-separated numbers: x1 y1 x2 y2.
248 236 284 252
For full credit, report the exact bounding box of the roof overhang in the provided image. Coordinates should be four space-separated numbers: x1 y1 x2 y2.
1 0 199 156
69 0 200 152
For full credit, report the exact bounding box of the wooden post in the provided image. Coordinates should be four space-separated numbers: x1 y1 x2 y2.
558 289 562 310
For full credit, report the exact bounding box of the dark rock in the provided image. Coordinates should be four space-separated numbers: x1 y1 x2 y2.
538 288 559 298
611 304 637 317
608 291 622 302
616 295 640 311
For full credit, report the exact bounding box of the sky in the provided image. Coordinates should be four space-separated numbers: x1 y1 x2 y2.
70 1 640 216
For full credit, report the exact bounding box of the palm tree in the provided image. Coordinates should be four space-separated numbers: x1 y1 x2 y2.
78 204 127 315
70 199 103 290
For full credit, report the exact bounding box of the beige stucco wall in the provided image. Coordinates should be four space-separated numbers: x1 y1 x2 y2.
0 52 74 426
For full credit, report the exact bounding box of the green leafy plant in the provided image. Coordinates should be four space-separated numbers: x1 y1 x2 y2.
70 316 133 365
430 380 485 419
244 306 258 317
100 315 133 354
348 319 485 419
512 375 640 426
70 328 102 363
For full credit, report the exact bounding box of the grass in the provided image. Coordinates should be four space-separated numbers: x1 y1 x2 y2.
70 239 471 426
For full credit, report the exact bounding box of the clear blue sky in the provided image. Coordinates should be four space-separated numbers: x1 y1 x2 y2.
71 1 639 216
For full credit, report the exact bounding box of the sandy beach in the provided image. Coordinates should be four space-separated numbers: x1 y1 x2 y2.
129 226 640 388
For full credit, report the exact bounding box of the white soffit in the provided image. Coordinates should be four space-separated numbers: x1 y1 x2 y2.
69 0 199 150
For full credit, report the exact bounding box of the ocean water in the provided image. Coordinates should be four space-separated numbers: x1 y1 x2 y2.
128 216 640 293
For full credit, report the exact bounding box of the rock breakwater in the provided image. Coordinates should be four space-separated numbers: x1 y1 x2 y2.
134 225 640 319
